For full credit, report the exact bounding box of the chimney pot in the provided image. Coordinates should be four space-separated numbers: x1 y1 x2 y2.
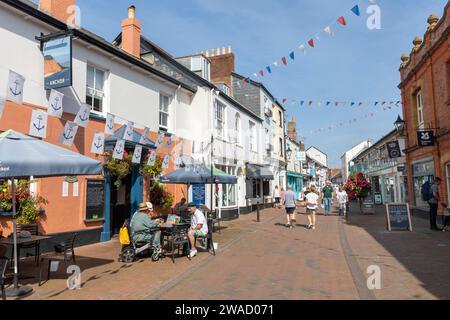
121 4 142 58
128 5 136 19
216 48 220 56
228 46 232 54
222 47 226 55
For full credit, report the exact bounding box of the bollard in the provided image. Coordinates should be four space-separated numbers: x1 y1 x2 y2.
256 201 261 222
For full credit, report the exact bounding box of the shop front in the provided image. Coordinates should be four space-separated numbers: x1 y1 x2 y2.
411 157 435 209
244 164 274 213
287 171 304 199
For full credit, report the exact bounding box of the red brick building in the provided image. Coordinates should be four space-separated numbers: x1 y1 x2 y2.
399 1 450 211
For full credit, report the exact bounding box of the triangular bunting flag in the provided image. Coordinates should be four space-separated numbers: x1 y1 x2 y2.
326 101 331 106
266 66 272 74
282 98 287 104
337 16 347 26
308 101 313 106
300 101 305 106
351 102 355 106
308 39 315 48
299 44 307 54
351 5 360 16
259 70 264 77
374 102 379 106
335 102 339 107
289 51 295 61
282 57 287 66
273 61 279 67
324 26 334 36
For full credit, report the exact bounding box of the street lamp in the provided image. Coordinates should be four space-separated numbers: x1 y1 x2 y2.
286 146 293 160
394 115 405 133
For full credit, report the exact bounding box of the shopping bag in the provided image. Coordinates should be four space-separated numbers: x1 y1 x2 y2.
119 224 131 246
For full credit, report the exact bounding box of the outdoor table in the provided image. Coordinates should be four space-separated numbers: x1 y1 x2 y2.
0 235 52 278
158 223 191 258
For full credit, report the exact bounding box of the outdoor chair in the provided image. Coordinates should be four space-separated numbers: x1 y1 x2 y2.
163 224 191 264
196 218 216 256
12 224 40 266
1 257 8 300
38 233 77 286
211 209 221 234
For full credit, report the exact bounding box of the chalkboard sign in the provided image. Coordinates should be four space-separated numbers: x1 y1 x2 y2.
386 203 412 231
362 197 375 214
86 179 105 221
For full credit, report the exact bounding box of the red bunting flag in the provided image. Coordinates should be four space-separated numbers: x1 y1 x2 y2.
335 102 339 107
282 98 287 104
337 16 347 26
282 57 287 66
308 100 313 106
308 39 315 48
259 70 264 77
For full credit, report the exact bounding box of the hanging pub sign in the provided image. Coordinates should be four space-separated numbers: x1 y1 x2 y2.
417 131 435 147
386 140 402 159
42 36 73 90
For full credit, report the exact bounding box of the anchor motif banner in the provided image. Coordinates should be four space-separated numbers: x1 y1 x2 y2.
47 90 64 118
172 152 182 169
43 36 72 90
105 113 115 135
59 121 79 147
132 145 143 164
139 127 150 145
112 139 126 160
147 150 157 166
0 97 5 119
90 132 105 155
166 134 175 149
155 131 165 148
123 121 134 141
162 154 170 169
6 70 25 104
28 109 48 138
74 104 91 128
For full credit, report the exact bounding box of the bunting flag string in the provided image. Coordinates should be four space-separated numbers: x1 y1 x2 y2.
91 132 105 155
0 97 5 120
47 90 64 118
6 70 25 105
240 3 364 86
112 140 126 160
277 98 401 108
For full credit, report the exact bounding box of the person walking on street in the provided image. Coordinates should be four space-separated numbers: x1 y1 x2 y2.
428 177 442 231
322 181 334 216
305 186 320 230
284 187 297 228
273 185 281 208
336 186 348 217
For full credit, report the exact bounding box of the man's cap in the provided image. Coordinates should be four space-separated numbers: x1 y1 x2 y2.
138 202 153 212
188 202 197 208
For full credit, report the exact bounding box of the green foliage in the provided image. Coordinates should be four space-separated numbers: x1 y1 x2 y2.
140 156 163 179
105 151 133 190
149 182 174 209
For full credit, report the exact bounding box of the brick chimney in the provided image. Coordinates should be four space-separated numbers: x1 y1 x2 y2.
209 46 235 91
121 5 142 58
39 0 75 23
288 116 298 142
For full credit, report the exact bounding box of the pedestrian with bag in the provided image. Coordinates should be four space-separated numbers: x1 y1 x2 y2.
305 186 320 230
322 181 334 216
422 177 442 231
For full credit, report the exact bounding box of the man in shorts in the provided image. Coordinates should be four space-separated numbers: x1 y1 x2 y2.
187 203 209 258
284 187 297 229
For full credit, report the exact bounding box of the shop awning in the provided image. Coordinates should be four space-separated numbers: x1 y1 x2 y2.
246 164 274 180
287 171 305 179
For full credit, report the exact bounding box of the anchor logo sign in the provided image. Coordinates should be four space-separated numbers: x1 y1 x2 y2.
63 125 75 141
115 143 124 155
94 136 103 150
51 97 62 112
107 118 114 131
33 115 46 132
78 108 89 122
9 79 22 97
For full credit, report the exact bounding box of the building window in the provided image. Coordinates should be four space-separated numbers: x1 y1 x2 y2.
265 128 271 151
416 91 424 129
159 94 171 131
217 166 236 208
249 121 257 152
214 100 226 139
279 111 283 128
235 113 241 144
86 65 106 113
279 138 284 157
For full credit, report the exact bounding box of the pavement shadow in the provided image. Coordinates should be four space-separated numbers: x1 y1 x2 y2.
345 205 450 299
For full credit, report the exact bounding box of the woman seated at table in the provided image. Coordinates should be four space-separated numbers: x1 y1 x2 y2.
130 202 162 260
173 198 189 221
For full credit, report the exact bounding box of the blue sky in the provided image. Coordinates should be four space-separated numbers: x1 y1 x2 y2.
72 0 447 167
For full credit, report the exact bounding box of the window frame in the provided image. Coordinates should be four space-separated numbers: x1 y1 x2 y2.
249 121 257 152
86 64 107 115
234 113 241 145
214 100 226 140
416 90 424 130
159 93 172 131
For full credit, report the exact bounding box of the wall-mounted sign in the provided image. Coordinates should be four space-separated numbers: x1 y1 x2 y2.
386 203 412 231
308 162 316 176
86 180 105 221
386 140 402 159
297 151 306 162
43 36 72 90
374 193 383 205
417 131 435 147
192 184 206 208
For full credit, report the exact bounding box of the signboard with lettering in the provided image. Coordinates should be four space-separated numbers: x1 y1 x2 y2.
192 184 206 208
374 193 383 205
362 196 375 214
417 131 435 147
386 141 402 159
386 203 412 231
86 179 105 221
297 151 306 162
43 36 72 90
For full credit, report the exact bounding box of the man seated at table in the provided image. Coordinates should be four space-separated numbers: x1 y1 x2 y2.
173 197 189 221
130 202 162 260
187 203 208 258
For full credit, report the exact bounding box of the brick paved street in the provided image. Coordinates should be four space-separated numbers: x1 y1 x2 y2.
6 206 449 300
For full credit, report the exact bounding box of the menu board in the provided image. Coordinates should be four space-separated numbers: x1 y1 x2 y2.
86 179 105 221
362 196 375 214
192 184 206 208
386 204 412 231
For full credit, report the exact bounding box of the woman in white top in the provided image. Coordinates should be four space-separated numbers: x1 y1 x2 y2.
304 186 320 230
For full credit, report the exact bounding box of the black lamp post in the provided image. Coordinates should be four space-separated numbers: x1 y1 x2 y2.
287 146 293 161
394 115 405 133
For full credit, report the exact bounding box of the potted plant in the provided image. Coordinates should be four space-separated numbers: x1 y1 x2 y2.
344 172 372 214
105 150 133 190
149 182 174 216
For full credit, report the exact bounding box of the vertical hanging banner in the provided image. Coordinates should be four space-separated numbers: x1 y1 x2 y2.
178 138 185 154
105 113 115 135
47 90 64 118
139 127 150 145
147 150 157 166
132 145 143 164
162 154 170 169
156 131 165 148
112 140 126 160
166 134 175 149
43 36 72 90
172 152 181 169
74 104 90 128
0 97 5 119
59 121 78 147
90 132 105 155
6 70 25 104
123 121 134 141
29 109 48 138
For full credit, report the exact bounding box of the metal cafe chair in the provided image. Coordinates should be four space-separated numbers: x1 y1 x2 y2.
12 224 40 266
1 257 8 300
163 224 191 264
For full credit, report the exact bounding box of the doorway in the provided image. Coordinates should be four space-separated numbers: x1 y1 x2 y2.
110 174 132 236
